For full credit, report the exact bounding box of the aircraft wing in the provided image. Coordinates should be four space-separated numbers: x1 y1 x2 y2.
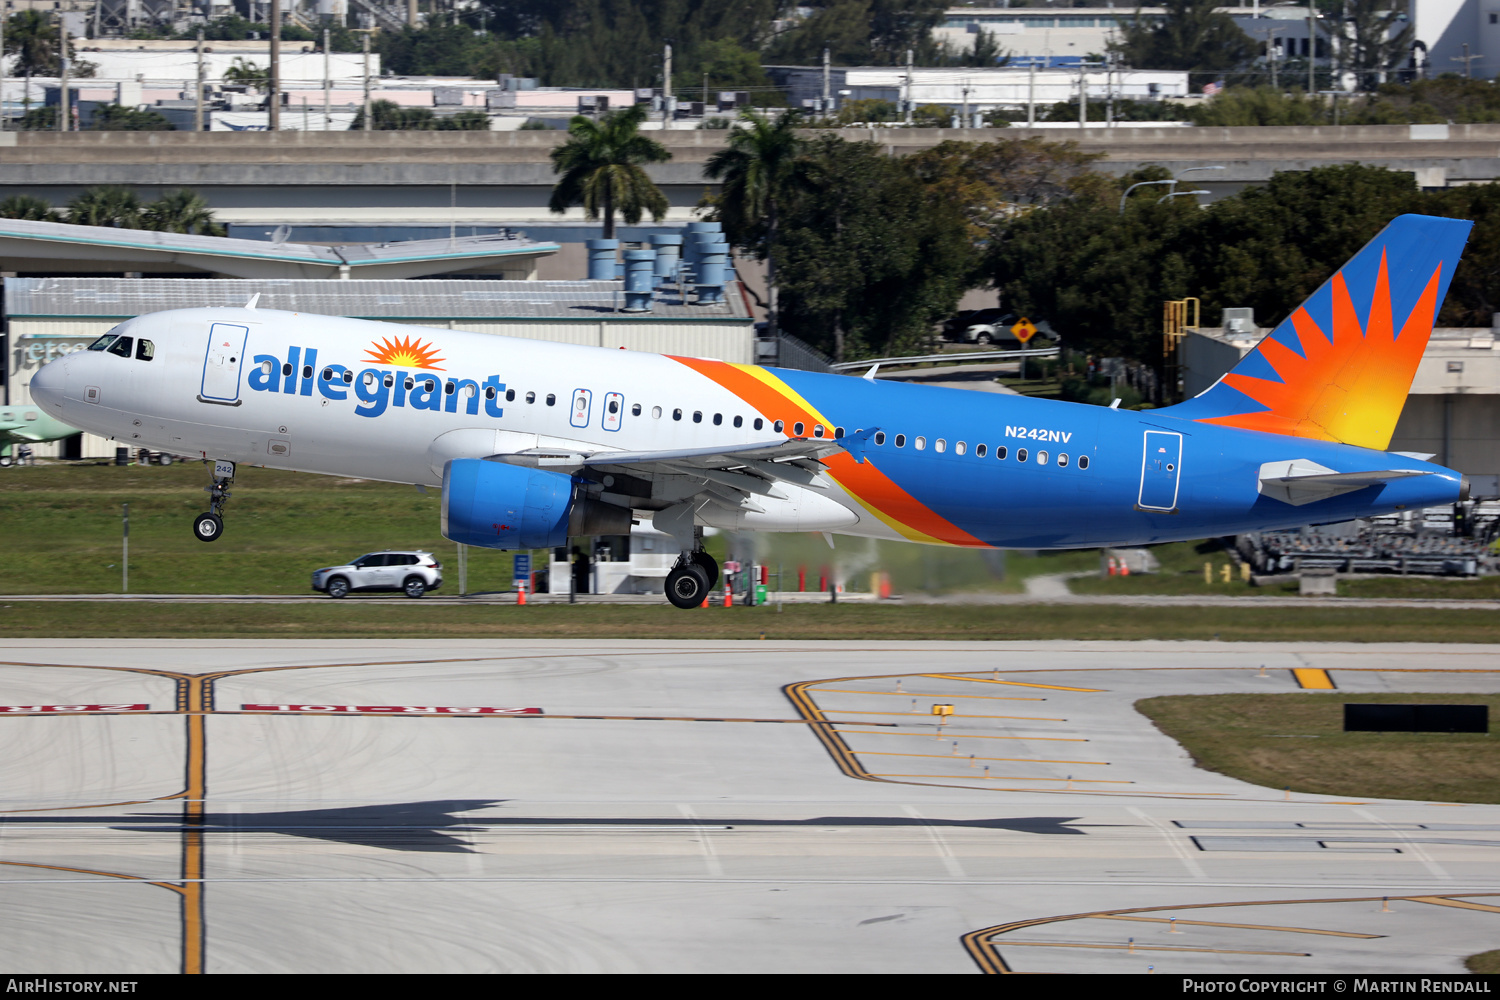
1258 460 1430 507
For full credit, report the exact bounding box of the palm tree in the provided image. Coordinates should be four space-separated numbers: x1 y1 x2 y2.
703 110 805 337
66 186 143 229
4 11 61 77
142 189 225 236
548 104 671 240
0 194 61 222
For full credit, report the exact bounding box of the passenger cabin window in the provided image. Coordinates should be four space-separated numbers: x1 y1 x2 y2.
955 441 966 455
608 399 620 414
545 394 556 406
753 418 763 430
301 364 311 379
793 422 805 436
693 411 703 423
996 446 1007 460
261 360 275 376
732 415 742 428
874 431 886 445
975 443 986 458
673 408 682 421
384 374 395 388
135 340 154 361
1057 453 1069 468
1017 448 1028 462
106 336 134 359
915 436 926 451
506 389 516 401
1036 451 1049 466
526 392 536 404
934 438 946 453
813 424 824 438
1078 455 1090 470
835 427 844 439
652 406 662 419
894 434 906 448
283 363 294 377
632 403 642 416
773 419 784 433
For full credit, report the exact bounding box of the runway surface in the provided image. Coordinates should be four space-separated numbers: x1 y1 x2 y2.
0 639 1497 974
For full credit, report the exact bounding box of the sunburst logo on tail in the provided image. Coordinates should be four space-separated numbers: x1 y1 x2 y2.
364 335 446 371
1198 249 1442 451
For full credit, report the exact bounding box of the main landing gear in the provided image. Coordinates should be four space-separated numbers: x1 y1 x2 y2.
665 550 720 610
192 459 235 543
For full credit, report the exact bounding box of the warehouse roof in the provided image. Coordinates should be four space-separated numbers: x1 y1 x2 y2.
0 219 559 280
3 277 753 322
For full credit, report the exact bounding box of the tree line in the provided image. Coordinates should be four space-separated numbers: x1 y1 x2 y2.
548 105 1500 371
0 188 225 235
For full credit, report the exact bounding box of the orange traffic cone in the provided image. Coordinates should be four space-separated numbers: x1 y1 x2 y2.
1121 561 1131 577
723 587 733 608
517 582 527 605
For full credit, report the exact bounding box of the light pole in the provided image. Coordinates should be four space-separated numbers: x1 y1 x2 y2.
1158 189 1211 204
1119 165 1224 213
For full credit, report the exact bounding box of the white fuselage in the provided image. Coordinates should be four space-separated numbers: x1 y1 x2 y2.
29 307 872 537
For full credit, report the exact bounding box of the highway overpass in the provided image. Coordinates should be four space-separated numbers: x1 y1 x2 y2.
0 124 1494 240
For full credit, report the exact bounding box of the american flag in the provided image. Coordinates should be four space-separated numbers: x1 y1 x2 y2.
1203 80 1225 97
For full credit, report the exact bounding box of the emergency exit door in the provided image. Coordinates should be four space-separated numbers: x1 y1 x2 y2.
1137 431 1182 511
199 323 249 404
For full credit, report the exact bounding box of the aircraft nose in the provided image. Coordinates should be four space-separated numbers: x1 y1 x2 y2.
30 355 71 413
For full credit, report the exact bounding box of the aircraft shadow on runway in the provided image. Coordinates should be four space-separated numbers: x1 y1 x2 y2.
4 803 1108 853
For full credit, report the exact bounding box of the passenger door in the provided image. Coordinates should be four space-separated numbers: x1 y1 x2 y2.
200 323 249 404
1137 430 1183 511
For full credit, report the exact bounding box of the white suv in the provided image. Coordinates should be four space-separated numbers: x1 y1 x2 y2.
312 551 443 599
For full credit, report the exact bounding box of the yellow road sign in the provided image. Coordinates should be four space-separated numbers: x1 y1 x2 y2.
1011 317 1038 343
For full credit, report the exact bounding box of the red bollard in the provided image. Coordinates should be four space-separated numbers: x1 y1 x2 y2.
798 566 806 592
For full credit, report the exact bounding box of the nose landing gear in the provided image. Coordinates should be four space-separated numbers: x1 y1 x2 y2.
192 459 235 543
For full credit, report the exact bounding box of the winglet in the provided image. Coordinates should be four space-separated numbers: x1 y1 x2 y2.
839 426 881 464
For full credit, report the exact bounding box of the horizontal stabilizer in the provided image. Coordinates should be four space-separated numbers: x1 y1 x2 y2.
1257 459 1429 507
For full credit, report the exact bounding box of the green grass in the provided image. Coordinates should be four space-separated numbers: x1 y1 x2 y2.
1136 692 1500 804
0 462 1100 598
0 462 546 596
1466 951 1500 974
1 600 1498 641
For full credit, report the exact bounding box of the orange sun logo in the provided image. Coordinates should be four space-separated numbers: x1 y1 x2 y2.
364 335 446 371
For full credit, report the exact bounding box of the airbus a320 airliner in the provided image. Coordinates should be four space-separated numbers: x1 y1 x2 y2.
29 214 1473 608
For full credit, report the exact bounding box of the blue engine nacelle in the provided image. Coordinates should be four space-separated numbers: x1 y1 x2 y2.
441 458 573 550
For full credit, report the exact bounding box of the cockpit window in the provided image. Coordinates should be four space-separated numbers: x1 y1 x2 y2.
106 336 134 359
135 339 155 361
87 334 118 352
